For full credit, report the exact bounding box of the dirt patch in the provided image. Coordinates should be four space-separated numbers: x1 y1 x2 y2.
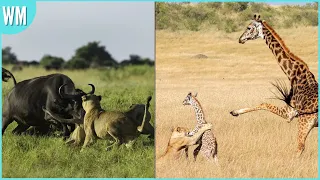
192 54 208 59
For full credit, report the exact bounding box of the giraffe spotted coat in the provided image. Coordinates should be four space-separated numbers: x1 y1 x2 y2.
183 92 218 163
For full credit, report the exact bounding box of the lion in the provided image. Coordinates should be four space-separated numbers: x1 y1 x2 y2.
158 123 212 160
68 94 153 151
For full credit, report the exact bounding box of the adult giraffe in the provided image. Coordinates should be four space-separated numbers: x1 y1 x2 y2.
230 14 318 157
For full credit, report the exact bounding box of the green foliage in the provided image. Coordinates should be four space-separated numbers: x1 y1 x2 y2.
280 4 318 28
218 18 239 33
201 2 222 9
2 47 18 64
40 55 65 69
71 41 118 69
64 58 89 69
2 42 153 70
2 65 155 178
224 2 249 12
250 2 269 12
120 55 154 66
156 2 318 32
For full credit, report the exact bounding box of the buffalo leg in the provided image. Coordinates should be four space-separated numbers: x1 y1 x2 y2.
68 123 76 132
12 123 30 135
2 116 13 135
140 123 154 139
44 112 70 138
35 125 51 136
62 123 71 139
24 124 51 136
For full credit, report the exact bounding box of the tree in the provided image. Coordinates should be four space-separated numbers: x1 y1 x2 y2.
72 41 118 68
129 54 142 64
40 54 65 70
2 47 18 64
120 54 154 66
64 58 89 69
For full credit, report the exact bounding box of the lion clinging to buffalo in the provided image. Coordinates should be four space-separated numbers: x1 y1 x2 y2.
2 70 154 151
60 94 154 151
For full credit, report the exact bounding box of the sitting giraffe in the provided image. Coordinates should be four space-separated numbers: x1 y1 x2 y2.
182 92 218 163
230 14 318 157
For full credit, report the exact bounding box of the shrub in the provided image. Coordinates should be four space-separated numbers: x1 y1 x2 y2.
39 55 65 70
224 2 249 12
155 2 318 32
64 58 89 69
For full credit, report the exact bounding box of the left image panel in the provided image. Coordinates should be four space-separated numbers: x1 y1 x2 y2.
2 2 155 178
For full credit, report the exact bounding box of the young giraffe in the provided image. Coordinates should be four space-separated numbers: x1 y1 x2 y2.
230 14 318 157
182 92 218 163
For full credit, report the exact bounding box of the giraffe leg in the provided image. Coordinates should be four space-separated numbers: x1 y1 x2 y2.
184 146 189 159
212 140 219 165
213 154 219 165
193 143 202 162
202 147 217 163
230 103 298 123
296 114 317 157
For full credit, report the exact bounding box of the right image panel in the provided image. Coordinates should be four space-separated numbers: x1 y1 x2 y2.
155 2 318 178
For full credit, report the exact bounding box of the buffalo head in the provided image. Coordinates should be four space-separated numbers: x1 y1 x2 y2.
43 84 95 124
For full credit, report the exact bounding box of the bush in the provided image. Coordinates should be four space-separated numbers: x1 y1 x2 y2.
155 2 318 32
303 11 318 26
64 58 89 69
40 55 65 70
200 2 222 9
2 47 18 64
218 18 238 33
224 2 249 12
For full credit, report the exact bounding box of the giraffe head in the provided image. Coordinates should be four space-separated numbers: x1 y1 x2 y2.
182 92 198 105
239 14 264 44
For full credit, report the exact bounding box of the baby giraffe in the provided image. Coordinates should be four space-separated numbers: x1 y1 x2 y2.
182 92 218 163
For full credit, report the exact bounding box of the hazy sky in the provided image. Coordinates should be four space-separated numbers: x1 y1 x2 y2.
2 2 155 62
2 2 307 62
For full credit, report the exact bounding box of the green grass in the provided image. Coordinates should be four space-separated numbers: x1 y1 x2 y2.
2 65 155 178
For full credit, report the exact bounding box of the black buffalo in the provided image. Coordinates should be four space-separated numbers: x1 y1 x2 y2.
2 73 95 137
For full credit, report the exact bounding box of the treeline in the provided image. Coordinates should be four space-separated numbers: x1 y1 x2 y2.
156 2 318 32
2 41 154 71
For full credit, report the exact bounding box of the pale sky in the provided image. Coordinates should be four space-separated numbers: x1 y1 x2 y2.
2 2 155 62
2 2 309 62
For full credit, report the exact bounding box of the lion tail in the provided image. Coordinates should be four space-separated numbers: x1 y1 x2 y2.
137 96 152 133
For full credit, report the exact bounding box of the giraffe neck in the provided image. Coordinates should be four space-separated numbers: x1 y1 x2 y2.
190 98 206 124
261 21 312 84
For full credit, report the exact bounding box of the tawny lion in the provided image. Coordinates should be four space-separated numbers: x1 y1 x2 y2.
67 94 153 151
159 123 212 160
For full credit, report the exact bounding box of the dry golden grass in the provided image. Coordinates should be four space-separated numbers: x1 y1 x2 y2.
155 26 318 178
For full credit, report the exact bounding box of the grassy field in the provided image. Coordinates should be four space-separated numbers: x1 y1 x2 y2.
155 26 318 178
2 65 155 178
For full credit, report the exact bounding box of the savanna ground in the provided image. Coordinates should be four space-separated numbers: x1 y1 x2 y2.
155 26 318 177
2 65 155 178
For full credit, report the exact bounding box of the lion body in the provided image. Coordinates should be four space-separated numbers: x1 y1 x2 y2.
159 124 212 160
74 95 153 150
